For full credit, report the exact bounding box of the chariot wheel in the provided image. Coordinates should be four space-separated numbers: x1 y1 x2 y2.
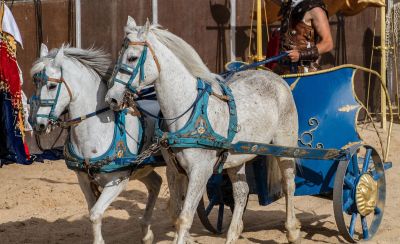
197 173 248 234
333 144 387 242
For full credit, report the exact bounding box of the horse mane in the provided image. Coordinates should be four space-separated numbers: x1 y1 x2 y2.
30 45 112 80
148 26 221 84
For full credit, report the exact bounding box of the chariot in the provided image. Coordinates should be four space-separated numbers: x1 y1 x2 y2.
196 64 393 243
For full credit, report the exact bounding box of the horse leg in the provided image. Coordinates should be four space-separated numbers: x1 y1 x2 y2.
226 164 249 244
89 176 129 244
278 157 301 243
166 160 187 225
137 171 162 244
173 162 213 244
76 171 97 210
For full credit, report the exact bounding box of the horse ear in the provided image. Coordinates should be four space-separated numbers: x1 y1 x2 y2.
54 46 64 66
40 43 48 57
127 15 137 29
139 18 151 40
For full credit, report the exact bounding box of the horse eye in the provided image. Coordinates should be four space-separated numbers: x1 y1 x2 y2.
128 56 138 63
48 83 58 90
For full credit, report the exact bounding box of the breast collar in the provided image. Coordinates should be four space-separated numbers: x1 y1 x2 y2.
154 78 238 150
64 109 145 173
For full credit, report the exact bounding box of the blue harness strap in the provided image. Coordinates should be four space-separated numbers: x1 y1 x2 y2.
155 78 238 149
64 110 149 173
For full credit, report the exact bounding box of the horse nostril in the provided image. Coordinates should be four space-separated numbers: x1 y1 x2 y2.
38 124 46 131
110 98 118 106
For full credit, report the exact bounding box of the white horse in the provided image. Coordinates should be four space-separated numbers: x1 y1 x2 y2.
30 44 162 244
106 17 300 244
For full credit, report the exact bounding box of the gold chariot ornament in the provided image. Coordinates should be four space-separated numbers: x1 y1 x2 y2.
355 173 378 216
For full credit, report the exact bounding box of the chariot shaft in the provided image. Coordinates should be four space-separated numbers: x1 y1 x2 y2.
232 141 346 160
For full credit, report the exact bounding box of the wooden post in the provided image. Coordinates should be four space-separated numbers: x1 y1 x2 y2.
381 5 387 130
75 0 81 48
152 0 158 25
230 0 236 62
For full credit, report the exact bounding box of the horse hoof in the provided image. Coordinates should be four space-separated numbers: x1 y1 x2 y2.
172 232 195 244
225 220 244 244
287 228 301 244
141 229 154 244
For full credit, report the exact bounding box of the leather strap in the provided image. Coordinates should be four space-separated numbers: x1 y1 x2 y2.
299 46 319 61
128 41 161 74
47 77 73 100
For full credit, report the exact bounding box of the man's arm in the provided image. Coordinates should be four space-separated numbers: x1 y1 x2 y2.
309 7 333 54
288 7 333 62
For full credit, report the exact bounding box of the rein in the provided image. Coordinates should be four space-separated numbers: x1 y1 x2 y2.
57 107 110 128
136 88 207 121
112 40 209 123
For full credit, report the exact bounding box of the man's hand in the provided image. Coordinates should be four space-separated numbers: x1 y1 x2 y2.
287 50 300 62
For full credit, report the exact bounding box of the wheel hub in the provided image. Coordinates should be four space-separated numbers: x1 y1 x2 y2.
355 173 378 216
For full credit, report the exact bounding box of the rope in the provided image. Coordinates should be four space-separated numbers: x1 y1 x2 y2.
248 0 255 60
358 105 385 159
263 0 269 44
35 133 45 152
50 128 65 149
352 67 393 161
364 8 378 123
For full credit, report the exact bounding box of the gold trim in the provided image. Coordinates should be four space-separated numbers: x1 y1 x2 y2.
280 64 381 79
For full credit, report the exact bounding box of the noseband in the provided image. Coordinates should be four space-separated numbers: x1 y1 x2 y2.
111 41 160 94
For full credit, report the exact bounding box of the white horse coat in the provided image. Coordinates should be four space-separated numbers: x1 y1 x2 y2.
30 44 163 244
106 17 300 244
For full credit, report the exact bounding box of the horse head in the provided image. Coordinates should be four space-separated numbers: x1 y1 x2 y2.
106 16 160 111
29 44 73 133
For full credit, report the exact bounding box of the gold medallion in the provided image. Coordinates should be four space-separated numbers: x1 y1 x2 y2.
355 173 378 216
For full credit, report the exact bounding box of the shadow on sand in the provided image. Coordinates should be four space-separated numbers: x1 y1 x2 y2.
1 185 346 243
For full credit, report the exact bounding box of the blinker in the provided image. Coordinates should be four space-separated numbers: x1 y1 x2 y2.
28 68 64 126
111 42 149 94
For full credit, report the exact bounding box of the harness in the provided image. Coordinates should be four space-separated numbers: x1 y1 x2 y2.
111 40 239 151
111 40 160 93
30 68 160 173
30 69 73 124
155 79 238 149
64 109 149 173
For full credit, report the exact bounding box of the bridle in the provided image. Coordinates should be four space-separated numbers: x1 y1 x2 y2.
30 68 112 129
110 40 160 94
30 68 73 126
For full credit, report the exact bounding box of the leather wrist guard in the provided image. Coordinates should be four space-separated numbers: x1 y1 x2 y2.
299 46 319 61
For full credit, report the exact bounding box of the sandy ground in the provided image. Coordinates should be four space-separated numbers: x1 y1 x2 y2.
0 122 399 244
